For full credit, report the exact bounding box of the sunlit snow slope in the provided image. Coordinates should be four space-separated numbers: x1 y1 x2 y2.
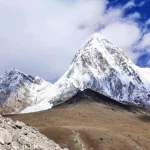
22 33 150 113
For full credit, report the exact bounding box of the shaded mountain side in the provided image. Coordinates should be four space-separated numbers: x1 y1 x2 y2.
56 89 143 111
7 90 150 150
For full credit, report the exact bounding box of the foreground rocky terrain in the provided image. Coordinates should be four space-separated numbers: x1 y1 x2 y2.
9 90 150 150
0 115 68 150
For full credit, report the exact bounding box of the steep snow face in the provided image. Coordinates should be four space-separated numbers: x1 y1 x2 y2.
22 33 150 113
0 68 53 114
53 34 150 106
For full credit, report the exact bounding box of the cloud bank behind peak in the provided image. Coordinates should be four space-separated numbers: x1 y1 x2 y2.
0 0 149 82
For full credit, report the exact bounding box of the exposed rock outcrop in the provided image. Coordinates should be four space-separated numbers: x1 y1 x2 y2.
0 115 68 150
0 68 53 114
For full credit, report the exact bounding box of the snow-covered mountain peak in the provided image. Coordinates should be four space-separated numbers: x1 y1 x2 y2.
0 68 53 114
23 33 150 113
0 68 38 90
1 68 52 87
50 33 150 109
6 68 21 74
67 33 142 87
72 33 129 66
2 68 22 80
0 32 149 114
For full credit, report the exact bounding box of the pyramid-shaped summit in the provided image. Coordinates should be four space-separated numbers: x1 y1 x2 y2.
22 33 150 113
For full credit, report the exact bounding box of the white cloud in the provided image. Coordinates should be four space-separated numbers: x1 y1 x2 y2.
0 0 148 81
0 0 107 81
138 1 146 7
146 18 150 25
127 12 141 20
147 59 150 66
123 0 145 9
101 22 140 49
138 32 150 52
123 1 135 9
100 21 141 62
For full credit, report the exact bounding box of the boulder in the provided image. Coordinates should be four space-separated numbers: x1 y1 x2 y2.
0 128 12 144
15 121 25 129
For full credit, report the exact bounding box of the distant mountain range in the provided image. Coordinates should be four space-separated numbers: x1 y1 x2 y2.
1 33 150 114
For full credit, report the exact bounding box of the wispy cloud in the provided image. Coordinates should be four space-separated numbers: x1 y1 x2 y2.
123 1 136 9
146 18 150 25
138 1 146 7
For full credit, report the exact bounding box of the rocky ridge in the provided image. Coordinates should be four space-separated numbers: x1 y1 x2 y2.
0 115 68 150
0 68 53 114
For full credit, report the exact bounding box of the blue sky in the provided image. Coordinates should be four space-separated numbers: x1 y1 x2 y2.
0 0 150 82
108 0 150 67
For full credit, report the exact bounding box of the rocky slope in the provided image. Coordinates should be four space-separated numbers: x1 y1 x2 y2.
0 68 53 114
0 115 68 150
22 33 150 113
